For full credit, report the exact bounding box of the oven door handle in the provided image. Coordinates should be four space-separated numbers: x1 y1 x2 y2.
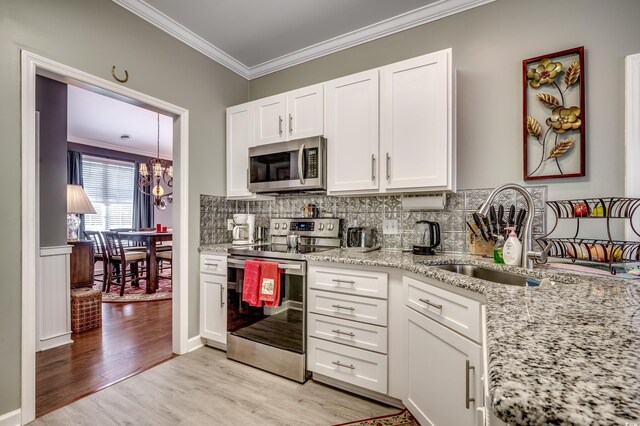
227 258 302 271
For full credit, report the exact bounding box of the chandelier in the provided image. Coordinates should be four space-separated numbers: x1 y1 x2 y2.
138 113 173 207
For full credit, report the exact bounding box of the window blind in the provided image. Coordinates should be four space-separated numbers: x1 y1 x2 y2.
82 155 135 231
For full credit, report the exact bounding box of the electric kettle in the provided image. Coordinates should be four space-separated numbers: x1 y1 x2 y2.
413 220 441 255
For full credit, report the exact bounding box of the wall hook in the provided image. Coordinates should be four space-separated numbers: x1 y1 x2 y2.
111 66 129 83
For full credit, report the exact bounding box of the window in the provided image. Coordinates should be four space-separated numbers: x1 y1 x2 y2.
82 155 135 231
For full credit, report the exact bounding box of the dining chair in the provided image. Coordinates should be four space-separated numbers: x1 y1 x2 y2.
157 250 172 284
84 230 108 291
101 231 147 296
110 227 146 252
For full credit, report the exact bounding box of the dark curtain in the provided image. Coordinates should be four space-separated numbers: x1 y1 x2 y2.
133 161 154 229
67 150 86 236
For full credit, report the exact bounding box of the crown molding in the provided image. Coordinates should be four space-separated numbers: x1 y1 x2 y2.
112 0 250 79
68 135 173 160
113 0 494 80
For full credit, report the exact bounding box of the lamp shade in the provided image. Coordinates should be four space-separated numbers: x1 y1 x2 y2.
67 184 96 214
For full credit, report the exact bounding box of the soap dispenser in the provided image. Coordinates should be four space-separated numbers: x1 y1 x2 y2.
503 227 522 266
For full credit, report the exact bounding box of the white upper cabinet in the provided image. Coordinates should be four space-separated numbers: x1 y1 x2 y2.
226 102 255 198
325 70 380 194
255 84 324 145
255 94 287 145
380 49 455 192
287 84 324 139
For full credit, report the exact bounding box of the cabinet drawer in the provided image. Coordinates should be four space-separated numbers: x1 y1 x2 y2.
308 313 388 354
308 338 387 394
309 289 387 326
309 265 388 299
404 276 481 343
200 254 227 275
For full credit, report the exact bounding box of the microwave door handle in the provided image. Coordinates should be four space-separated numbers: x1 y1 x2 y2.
298 143 306 184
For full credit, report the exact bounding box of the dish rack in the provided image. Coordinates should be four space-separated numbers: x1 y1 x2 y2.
536 197 640 274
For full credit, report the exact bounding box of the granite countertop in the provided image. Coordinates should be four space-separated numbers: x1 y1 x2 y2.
200 244 640 425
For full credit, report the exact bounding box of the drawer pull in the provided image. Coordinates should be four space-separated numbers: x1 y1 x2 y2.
332 279 355 285
419 298 443 310
465 360 475 409
331 329 355 337
203 262 219 267
332 361 355 370
332 304 356 311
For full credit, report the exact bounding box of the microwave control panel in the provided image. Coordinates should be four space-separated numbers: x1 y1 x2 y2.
306 148 318 178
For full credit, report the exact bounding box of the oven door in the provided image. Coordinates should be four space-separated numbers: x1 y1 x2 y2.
248 137 326 192
226 256 307 354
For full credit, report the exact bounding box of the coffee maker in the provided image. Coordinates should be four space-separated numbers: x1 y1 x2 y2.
232 213 255 245
413 220 441 255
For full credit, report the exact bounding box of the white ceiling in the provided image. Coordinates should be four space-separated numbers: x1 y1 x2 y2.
67 85 173 159
113 0 494 79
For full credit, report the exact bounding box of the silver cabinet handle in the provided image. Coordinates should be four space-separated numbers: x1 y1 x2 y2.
386 152 390 180
331 329 355 337
279 115 283 136
331 304 355 311
220 285 225 307
298 143 306 184
278 263 301 270
371 154 376 181
246 168 249 189
332 279 355 285
332 361 355 369
203 262 218 267
289 113 293 135
466 360 475 409
419 298 443 310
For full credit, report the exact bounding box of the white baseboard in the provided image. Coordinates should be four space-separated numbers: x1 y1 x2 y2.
312 373 404 409
187 336 204 352
38 332 73 352
0 409 21 426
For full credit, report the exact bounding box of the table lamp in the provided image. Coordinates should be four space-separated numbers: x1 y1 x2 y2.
67 184 96 241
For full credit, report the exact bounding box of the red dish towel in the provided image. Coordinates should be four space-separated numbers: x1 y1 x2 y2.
242 260 262 307
259 261 281 307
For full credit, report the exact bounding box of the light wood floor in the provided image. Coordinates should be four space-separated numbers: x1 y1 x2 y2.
36 300 173 417
32 346 397 426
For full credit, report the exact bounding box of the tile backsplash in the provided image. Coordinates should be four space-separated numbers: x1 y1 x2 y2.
200 186 547 253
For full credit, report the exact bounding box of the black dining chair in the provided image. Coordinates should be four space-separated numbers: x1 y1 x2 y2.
84 230 108 291
101 231 146 296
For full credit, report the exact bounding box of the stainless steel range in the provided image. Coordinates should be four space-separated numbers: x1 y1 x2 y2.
226 218 340 382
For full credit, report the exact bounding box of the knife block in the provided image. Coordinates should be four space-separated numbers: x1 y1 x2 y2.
468 227 494 256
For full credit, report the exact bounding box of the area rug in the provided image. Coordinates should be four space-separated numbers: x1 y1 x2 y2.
334 409 418 426
95 275 172 302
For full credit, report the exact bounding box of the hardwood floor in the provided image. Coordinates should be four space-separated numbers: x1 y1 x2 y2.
33 347 397 426
36 300 173 418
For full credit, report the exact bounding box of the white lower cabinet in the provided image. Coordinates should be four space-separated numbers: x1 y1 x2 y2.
403 276 484 426
200 254 227 348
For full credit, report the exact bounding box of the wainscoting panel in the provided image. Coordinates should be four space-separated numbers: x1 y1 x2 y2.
37 246 73 351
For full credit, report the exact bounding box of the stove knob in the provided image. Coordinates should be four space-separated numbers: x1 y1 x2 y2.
318 223 325 231
282 223 288 230
274 223 280 230
327 223 334 231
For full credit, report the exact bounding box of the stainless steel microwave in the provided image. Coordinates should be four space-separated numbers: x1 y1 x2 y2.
248 137 326 193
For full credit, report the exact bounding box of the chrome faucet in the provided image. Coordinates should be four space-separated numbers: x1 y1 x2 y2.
477 183 550 269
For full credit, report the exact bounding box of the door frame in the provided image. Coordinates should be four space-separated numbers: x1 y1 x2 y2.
626 53 640 240
21 50 190 424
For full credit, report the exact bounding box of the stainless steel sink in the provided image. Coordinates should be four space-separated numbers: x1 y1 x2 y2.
433 264 527 286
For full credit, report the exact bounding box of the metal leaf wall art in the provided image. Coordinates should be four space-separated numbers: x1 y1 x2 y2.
523 47 585 180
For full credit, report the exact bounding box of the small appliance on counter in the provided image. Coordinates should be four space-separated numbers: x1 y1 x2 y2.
232 213 255 245
346 227 377 248
413 220 441 255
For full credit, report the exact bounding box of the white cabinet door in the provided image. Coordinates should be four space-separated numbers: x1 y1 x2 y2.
380 49 454 192
325 69 380 194
255 94 287 145
226 103 254 198
404 307 481 426
200 273 227 345
287 84 323 139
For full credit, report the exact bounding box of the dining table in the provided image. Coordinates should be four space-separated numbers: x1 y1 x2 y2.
119 231 172 294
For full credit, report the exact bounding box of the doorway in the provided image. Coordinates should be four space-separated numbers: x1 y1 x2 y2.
21 51 190 424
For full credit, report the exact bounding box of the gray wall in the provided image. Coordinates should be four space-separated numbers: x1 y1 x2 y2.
249 0 640 206
37 76 68 247
0 0 247 413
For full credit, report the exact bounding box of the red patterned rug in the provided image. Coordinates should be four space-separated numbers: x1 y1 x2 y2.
94 275 172 302
334 409 418 426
